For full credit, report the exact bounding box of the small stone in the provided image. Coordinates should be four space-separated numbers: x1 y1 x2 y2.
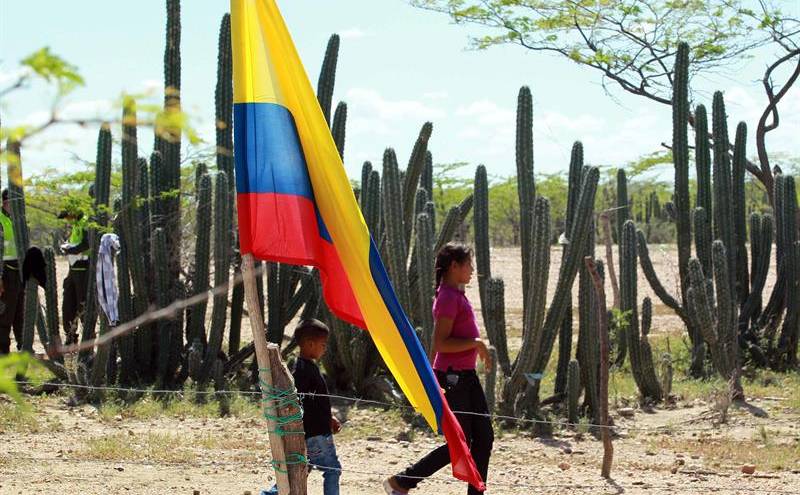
366 436 382 442
670 467 678 474
558 462 570 471
115 466 124 472
646 451 656 456
618 408 635 418
741 464 756 475
561 447 573 454
691 455 700 460
676 459 685 466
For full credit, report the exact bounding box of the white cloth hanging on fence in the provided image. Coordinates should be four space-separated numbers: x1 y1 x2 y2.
96 233 120 326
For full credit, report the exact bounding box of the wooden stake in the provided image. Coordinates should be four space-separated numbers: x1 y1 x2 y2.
599 212 620 310
267 345 307 493
242 254 290 494
584 256 613 479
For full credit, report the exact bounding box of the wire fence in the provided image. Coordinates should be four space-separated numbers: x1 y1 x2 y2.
11 379 775 434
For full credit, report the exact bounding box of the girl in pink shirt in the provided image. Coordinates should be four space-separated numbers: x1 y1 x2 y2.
384 243 494 495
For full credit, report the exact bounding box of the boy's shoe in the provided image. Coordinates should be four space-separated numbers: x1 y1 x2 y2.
383 477 409 494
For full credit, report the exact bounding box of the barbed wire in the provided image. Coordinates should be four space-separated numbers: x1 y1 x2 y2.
12 380 769 434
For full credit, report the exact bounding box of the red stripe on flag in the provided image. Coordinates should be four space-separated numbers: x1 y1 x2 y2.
440 397 486 491
237 192 363 327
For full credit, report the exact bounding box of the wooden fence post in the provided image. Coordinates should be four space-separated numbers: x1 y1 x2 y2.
242 254 294 494
267 344 307 493
584 256 614 479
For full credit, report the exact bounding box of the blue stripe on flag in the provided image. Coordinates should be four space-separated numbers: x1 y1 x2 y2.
367 238 444 430
234 102 314 198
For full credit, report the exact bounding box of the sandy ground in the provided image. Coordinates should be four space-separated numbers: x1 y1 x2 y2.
1 393 799 494
5 245 793 495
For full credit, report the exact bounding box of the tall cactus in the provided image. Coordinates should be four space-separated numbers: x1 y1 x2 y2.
81 124 113 355
567 359 581 425
188 173 212 345
516 86 535 332
501 196 550 414
316 34 340 126
686 243 743 397
621 221 663 402
712 91 736 293
615 169 629 243
331 102 347 159
694 106 714 273
43 248 61 357
402 122 433 247
485 277 510 376
639 43 705 376
215 13 233 182
201 171 231 384
382 149 412 312
159 0 183 297
776 175 799 367
415 212 435 358
732 122 749 305
6 140 30 271
556 146 584 393
474 164 491 330
153 228 172 383
422 151 434 226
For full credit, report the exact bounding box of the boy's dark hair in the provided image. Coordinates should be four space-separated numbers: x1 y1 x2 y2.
294 318 330 345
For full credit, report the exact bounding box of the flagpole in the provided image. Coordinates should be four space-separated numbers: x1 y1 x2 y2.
242 254 291 493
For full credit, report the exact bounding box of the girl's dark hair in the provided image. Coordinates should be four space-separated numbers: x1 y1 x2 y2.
434 242 473 288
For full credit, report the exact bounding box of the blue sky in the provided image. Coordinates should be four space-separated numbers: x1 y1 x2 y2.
1 0 799 181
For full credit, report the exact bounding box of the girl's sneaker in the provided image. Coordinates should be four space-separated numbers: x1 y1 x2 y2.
383 477 409 494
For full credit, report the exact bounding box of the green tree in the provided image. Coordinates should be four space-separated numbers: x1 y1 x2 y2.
411 0 800 200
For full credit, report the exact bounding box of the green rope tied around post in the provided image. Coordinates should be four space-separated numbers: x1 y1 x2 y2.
270 453 309 474
257 367 308 473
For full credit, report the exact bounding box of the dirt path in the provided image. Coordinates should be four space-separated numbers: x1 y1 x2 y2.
1 393 798 495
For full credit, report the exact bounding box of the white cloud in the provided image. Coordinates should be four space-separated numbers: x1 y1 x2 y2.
423 91 449 101
339 28 372 40
345 88 446 122
60 99 114 120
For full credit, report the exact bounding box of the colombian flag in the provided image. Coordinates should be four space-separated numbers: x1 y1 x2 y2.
231 0 484 490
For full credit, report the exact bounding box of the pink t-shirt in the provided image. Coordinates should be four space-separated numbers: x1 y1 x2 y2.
432 284 480 371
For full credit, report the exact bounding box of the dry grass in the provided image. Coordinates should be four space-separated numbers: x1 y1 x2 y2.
80 432 196 463
650 436 800 471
